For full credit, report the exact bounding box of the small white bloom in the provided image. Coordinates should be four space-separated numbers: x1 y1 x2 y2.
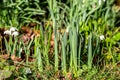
25 68 32 74
10 27 18 32
11 31 19 37
100 35 105 40
4 30 11 35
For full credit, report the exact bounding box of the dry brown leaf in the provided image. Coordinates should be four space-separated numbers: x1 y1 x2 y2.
11 54 16 61
0 54 10 60
50 40 54 47
51 33 54 40
20 26 33 34
29 22 37 27
67 72 72 80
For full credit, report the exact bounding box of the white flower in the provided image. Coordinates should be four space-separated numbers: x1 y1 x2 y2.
100 35 105 40
25 68 32 74
4 27 19 37
11 31 19 37
4 30 11 35
10 27 18 32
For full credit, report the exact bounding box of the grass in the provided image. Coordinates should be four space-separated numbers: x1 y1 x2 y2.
0 0 120 79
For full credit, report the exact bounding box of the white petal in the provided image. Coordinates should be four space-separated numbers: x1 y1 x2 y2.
10 27 18 32
25 68 32 74
12 31 19 37
4 30 11 35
